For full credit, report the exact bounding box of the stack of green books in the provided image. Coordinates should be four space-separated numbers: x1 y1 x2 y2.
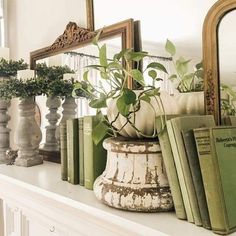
60 115 107 190
157 114 236 234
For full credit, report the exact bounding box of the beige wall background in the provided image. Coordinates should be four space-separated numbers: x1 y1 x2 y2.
7 0 87 148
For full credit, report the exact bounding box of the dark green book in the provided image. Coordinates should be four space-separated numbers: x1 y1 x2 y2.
83 116 107 190
194 126 236 235
182 129 211 229
67 119 79 185
60 123 67 181
78 117 84 186
156 115 186 220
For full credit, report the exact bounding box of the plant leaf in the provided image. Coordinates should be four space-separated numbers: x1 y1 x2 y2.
83 70 89 81
126 51 148 61
92 122 109 145
147 62 168 74
130 69 145 86
92 29 103 46
165 39 176 56
89 94 107 108
169 74 177 82
123 88 136 105
148 70 157 80
116 96 130 117
195 61 203 70
99 44 108 67
140 95 151 103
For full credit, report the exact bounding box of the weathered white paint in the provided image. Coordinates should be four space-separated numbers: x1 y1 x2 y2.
94 137 173 212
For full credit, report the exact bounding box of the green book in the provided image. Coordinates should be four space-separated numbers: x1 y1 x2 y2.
222 116 236 126
167 115 215 226
78 117 84 186
60 122 67 181
156 115 186 220
194 126 236 234
182 129 211 229
83 115 107 190
67 119 79 185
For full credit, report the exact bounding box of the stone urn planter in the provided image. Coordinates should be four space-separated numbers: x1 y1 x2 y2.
14 97 43 167
107 91 180 138
93 137 174 212
175 91 204 115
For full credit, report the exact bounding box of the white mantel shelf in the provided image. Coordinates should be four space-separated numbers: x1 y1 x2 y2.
0 162 230 236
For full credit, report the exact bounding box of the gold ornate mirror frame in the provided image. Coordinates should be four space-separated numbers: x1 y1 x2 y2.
30 19 135 88
203 0 236 124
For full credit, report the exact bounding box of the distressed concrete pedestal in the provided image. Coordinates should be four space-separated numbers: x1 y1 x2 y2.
93 137 173 212
14 98 43 167
41 96 61 152
0 99 11 164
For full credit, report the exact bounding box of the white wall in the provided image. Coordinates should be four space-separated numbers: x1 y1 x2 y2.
7 0 87 148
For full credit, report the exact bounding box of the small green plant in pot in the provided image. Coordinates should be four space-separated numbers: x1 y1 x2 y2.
73 32 180 144
165 39 204 114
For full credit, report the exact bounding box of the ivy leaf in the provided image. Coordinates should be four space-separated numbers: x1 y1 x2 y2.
116 96 130 117
148 70 157 80
83 70 89 81
147 62 168 74
126 51 148 61
99 44 108 67
89 93 107 108
92 121 109 145
130 69 145 86
195 61 203 70
165 39 176 56
140 95 151 103
123 88 136 105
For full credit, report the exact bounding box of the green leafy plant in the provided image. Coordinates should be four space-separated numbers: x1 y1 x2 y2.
165 39 203 93
73 30 168 144
221 83 236 116
0 58 28 77
35 63 88 98
0 77 45 99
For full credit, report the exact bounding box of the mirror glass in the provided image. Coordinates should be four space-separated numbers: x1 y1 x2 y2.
218 10 236 123
36 36 122 145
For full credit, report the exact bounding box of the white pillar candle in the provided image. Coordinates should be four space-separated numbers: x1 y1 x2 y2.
63 73 75 81
0 47 9 60
17 69 35 81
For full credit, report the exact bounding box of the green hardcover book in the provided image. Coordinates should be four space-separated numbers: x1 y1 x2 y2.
182 129 211 229
168 115 215 226
166 120 193 223
67 119 79 185
194 126 236 234
83 115 107 190
60 122 68 181
78 117 84 186
156 115 186 220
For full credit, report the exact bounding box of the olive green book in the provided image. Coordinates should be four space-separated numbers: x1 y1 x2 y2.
194 126 236 234
156 116 186 220
83 116 107 190
67 119 79 185
78 117 84 186
168 115 215 226
60 123 67 181
182 129 211 229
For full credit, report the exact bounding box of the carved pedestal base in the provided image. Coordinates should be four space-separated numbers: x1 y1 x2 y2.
0 99 11 164
14 98 43 167
93 137 174 212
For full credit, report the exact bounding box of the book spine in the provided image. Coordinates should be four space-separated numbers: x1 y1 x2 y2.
194 128 226 232
166 120 194 223
67 119 79 185
79 118 84 186
182 130 211 229
83 116 94 190
60 123 67 181
157 119 186 220
171 119 202 226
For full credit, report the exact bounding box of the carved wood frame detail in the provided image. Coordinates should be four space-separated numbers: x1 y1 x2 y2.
203 0 236 124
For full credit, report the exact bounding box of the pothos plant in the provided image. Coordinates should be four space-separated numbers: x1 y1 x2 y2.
0 58 28 78
165 39 203 93
220 83 236 116
73 30 169 144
